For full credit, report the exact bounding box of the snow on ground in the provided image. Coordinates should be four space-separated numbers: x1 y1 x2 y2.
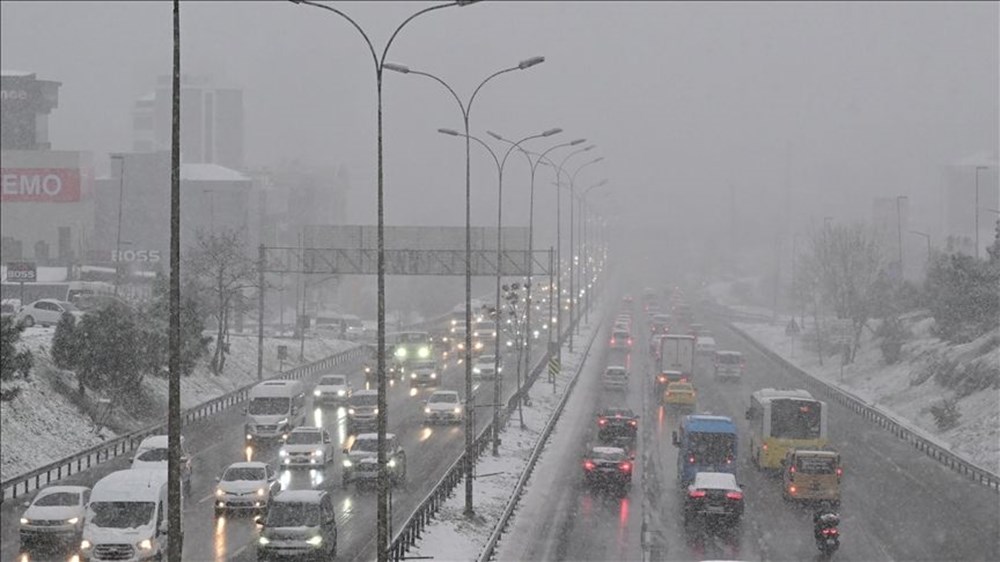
708 279 999 474
406 310 605 561
1 326 358 481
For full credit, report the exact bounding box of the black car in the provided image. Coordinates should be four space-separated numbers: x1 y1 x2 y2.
684 471 744 526
596 407 639 444
582 446 634 493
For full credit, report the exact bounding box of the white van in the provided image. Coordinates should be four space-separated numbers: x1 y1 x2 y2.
695 336 717 357
80 469 177 562
131 435 192 497
245 380 306 443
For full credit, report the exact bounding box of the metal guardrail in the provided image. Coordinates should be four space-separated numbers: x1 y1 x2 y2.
1 344 370 503
476 305 603 562
720 309 1000 493
385 297 599 561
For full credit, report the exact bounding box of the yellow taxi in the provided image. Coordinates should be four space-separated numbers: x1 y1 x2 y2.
782 448 842 506
664 381 696 411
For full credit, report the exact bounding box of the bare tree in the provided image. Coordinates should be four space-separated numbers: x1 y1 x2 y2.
810 222 885 363
791 247 825 365
186 229 258 374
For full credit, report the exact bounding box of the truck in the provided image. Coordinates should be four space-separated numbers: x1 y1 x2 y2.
656 334 696 397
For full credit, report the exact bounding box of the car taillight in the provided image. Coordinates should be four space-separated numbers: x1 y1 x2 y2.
789 465 796 473
620 462 632 472
629 420 637 427
788 485 797 494
688 489 706 498
822 528 839 536
598 418 607 426
628 338 632 346
688 456 695 464
583 460 595 471
725 491 743 500
762 443 768 450
658 376 667 383
836 467 843 477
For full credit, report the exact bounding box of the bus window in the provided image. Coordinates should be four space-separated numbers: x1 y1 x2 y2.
771 400 822 440
688 432 736 465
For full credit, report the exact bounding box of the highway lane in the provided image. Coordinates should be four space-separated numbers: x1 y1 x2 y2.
506 300 999 561
5 333 548 562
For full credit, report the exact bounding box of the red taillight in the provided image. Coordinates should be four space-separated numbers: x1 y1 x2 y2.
627 338 632 346
584 460 595 471
610 338 615 345
629 420 637 427
836 467 843 476
658 375 667 383
762 443 768 450
788 485 797 494
725 491 743 501
789 465 796 473
688 456 695 464
620 462 632 472
598 418 607 426
688 489 706 498
822 528 839 536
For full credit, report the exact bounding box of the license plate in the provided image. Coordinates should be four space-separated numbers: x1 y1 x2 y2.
706 505 725 514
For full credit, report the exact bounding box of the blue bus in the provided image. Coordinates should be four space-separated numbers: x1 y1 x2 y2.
671 414 738 485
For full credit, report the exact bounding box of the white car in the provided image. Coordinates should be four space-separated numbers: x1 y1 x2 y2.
16 299 83 327
132 435 192 496
214 461 280 517
280 427 335 468
313 374 352 405
424 390 463 424
472 354 501 379
19 485 90 548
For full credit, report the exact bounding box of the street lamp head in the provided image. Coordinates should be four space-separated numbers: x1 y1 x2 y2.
438 128 461 136
570 139 586 146
383 62 410 74
592 157 605 164
518 56 545 70
455 0 480 5
542 128 562 137
583 144 596 152
487 131 504 141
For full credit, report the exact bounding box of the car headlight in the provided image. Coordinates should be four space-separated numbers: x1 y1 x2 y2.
313 389 322 397
277 418 289 427
279 449 288 457
453 407 462 414
337 390 346 396
19 517 29 525
81 539 92 550
306 535 323 546
343 459 353 467
395 348 407 359
312 449 324 457
347 408 355 415
137 538 153 551
473 367 481 374
418 347 430 358
374 408 379 414
246 433 253 440
425 407 431 414
259 536 270 545
430 373 437 379
410 373 417 379
257 488 266 496
216 488 225 497
387 458 396 468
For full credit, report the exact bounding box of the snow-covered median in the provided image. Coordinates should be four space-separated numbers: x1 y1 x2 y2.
1 328 357 480
404 314 604 561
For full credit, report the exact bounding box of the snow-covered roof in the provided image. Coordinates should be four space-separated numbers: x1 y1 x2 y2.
592 446 626 455
272 490 325 504
180 163 249 183
1 69 34 77
91 469 167 502
691 471 738 490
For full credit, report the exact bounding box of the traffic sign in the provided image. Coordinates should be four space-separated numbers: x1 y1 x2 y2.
4 261 36 282
548 357 560 378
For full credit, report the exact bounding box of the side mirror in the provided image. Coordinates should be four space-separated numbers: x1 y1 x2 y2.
630 453 636 460
739 483 746 490
342 448 349 455
324 437 331 444
215 476 220 482
744 409 751 421
159 522 169 535
671 431 679 446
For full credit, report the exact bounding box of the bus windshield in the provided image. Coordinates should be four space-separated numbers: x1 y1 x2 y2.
771 399 822 439
687 432 736 464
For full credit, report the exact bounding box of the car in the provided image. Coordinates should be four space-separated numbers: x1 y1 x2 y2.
214 461 280 517
472 354 501 379
408 359 440 387
582 446 634 493
342 433 406 488
15 299 83 327
131 435 192 496
684 471 744 525
346 389 378 432
313 374 351 405
650 313 672 334
279 427 335 468
609 328 632 349
713 351 744 380
19 485 90 550
621 295 634 308
596 407 639 444
782 448 843 507
602 366 629 389
424 390 464 424
664 381 696 410
696 336 717 357
257 490 337 561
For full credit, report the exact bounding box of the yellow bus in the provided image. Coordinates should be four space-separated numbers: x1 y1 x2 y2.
745 388 828 470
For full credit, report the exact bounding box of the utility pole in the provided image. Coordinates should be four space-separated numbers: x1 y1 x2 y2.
167 1 183 559
896 195 907 279
112 155 126 296
257 244 265 381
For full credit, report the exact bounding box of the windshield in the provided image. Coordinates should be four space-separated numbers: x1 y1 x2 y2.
285 431 322 445
429 393 459 404
136 448 169 462
717 354 741 365
89 501 155 529
35 492 80 506
350 394 378 407
479 355 496 363
346 319 363 328
613 331 629 339
686 432 736 464
318 376 346 386
248 397 290 416
223 467 265 481
352 439 379 452
591 450 624 462
795 455 837 474
399 333 429 343
266 502 321 527
475 322 495 330
771 399 823 439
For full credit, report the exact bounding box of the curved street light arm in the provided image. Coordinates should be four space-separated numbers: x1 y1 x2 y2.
408 69 468 119
468 66 519 122
290 0 379 70
380 2 464 70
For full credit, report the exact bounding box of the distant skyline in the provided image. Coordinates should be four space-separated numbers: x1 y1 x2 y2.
2 1 996 251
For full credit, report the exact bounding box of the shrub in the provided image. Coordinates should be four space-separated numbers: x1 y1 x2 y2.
930 398 961 430
876 316 907 365
0 316 34 401
954 360 1000 398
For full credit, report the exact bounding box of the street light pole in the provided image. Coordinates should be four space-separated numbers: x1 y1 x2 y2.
111 155 126 296
975 166 988 258
438 127 561 456
567 157 603 345
582 179 608 322
896 195 907 279
288 2 471 558
387 57 544 516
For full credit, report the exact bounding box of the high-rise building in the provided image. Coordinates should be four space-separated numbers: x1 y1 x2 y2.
131 74 244 170
1 70 61 150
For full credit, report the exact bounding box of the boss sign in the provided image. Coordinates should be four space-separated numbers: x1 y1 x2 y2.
0 168 82 202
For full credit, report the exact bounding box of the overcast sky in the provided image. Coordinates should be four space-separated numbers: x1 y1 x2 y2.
2 1 997 250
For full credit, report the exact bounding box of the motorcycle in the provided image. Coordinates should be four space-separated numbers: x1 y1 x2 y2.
813 512 840 555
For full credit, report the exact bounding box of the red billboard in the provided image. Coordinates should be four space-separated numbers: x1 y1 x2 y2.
0 168 81 202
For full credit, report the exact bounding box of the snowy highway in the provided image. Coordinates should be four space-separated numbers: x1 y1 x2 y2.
3 334 547 562
500 307 1000 561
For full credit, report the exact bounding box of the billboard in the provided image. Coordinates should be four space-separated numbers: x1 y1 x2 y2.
0 168 82 202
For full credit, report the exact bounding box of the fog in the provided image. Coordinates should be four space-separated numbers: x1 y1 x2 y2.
3 1 996 260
